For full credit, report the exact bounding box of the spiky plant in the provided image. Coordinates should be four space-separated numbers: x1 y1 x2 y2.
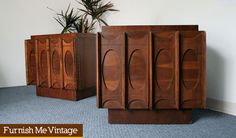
49 0 117 33
53 4 81 34
76 0 118 32
73 16 93 33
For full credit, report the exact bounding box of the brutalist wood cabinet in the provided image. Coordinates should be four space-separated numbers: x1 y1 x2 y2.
25 33 96 101
96 25 206 124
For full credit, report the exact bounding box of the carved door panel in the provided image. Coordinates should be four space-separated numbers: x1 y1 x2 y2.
127 32 149 109
50 38 63 88
62 38 77 90
25 39 36 85
100 32 125 109
180 31 206 109
36 39 50 87
152 32 179 109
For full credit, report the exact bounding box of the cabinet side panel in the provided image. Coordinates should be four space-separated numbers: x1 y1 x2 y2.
101 32 125 109
180 31 206 109
153 32 179 109
25 39 36 85
76 34 96 90
127 32 149 109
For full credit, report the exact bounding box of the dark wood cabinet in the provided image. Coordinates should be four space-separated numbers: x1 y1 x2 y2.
97 25 206 124
25 33 96 101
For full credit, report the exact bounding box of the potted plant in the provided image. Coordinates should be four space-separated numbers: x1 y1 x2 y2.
53 0 117 33
25 0 117 101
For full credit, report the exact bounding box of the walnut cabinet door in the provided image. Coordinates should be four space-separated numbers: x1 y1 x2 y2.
62 38 77 90
36 39 51 88
98 32 126 109
127 32 150 109
97 31 206 110
152 32 179 109
180 31 206 109
50 38 63 89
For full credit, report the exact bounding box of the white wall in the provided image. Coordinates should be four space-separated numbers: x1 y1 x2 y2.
1 0 236 106
0 0 79 87
105 0 236 104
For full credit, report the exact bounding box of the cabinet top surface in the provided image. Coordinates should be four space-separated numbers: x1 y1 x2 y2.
102 25 199 32
30 33 95 39
103 25 198 27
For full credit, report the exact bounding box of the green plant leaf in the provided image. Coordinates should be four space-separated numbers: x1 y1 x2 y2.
50 0 118 33
77 0 118 29
99 19 108 26
51 4 82 34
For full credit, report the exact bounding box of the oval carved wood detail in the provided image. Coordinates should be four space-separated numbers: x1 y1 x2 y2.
155 49 173 91
102 50 120 91
64 51 74 77
52 51 60 75
182 49 200 89
40 50 48 76
129 50 146 89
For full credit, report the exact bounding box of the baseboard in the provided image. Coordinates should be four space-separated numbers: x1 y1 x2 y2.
207 98 236 116
0 85 28 89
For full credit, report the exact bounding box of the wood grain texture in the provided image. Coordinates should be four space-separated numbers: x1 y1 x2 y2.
26 33 96 101
25 39 36 85
100 32 126 109
96 33 102 108
36 38 50 88
149 32 153 110
76 33 96 90
180 31 206 109
108 109 192 124
96 25 206 124
102 25 198 32
62 37 77 90
152 31 179 109
127 32 149 109
50 38 63 88
97 25 206 124
36 86 95 101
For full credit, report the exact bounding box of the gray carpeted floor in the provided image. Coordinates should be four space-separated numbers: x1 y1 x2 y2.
0 86 236 138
